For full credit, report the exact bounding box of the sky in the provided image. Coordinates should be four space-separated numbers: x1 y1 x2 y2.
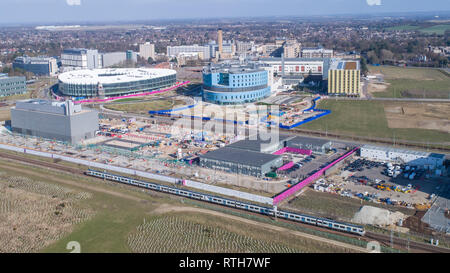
0 0 449 25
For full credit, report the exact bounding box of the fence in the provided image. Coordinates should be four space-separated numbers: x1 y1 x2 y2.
279 96 332 130
0 142 272 205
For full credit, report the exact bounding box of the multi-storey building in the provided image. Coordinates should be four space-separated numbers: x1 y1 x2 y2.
13 56 58 76
202 62 271 105
61 48 101 71
167 45 211 60
301 47 334 58
327 60 361 96
139 42 156 61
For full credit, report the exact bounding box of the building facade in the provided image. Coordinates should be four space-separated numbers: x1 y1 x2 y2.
11 99 99 144
260 57 331 79
13 56 58 76
202 62 271 105
139 42 156 61
61 48 101 71
301 47 334 58
101 52 127 67
327 60 361 96
0 74 27 97
199 147 283 177
360 145 445 168
167 45 211 60
58 68 177 98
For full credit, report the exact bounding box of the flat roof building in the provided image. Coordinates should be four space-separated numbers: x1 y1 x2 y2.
58 68 177 98
360 145 445 168
11 99 99 144
61 48 101 72
199 147 283 177
202 62 271 105
13 56 58 76
285 136 333 154
328 60 361 97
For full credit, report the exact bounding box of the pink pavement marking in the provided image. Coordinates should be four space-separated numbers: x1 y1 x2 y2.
273 147 359 204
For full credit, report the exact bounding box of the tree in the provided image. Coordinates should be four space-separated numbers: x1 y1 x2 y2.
147 57 154 64
360 57 369 76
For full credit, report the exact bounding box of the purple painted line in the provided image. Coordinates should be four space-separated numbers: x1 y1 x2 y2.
73 81 190 104
278 161 294 171
273 147 359 204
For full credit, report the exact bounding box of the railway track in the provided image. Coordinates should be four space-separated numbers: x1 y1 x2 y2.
0 151 84 175
365 231 450 253
1 150 449 253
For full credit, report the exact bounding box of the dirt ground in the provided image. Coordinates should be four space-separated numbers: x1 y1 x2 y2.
0 107 11 121
368 82 389 93
384 102 450 133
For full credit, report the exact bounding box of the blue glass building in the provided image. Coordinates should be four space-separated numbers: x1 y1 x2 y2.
202 63 271 105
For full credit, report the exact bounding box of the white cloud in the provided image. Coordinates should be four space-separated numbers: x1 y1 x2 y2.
66 0 81 6
366 0 381 6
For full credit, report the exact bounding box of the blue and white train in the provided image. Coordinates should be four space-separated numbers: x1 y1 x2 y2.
85 169 365 236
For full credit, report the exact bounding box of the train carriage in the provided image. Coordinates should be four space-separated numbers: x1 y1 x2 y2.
85 169 365 236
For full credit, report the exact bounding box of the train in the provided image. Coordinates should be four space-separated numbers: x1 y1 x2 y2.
85 169 365 236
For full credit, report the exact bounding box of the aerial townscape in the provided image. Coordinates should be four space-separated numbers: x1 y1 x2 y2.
0 0 449 260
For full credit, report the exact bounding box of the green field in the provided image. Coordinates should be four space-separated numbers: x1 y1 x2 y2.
386 24 450 35
420 24 450 35
300 99 450 144
368 66 450 99
0 158 359 253
104 99 185 114
386 25 421 31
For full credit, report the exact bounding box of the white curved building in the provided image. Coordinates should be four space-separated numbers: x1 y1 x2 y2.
58 68 177 97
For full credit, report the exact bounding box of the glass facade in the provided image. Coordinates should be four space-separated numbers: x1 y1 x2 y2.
0 76 27 97
202 68 270 105
59 73 177 97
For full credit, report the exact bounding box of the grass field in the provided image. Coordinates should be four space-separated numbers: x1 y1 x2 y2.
368 66 450 99
0 157 359 253
104 99 185 114
385 24 450 35
420 25 450 35
299 99 450 144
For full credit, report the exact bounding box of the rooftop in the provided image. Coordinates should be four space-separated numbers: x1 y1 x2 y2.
58 68 176 85
228 134 293 152
199 147 282 167
286 136 332 147
330 60 360 70
203 62 267 74
362 145 445 158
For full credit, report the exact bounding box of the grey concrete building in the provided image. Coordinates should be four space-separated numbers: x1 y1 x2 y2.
11 99 99 144
285 136 332 154
199 147 283 177
0 74 27 97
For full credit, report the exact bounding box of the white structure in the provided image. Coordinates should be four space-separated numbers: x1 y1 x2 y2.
301 47 334 58
100 52 127 67
360 145 445 168
58 68 177 97
139 42 156 61
167 45 211 60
